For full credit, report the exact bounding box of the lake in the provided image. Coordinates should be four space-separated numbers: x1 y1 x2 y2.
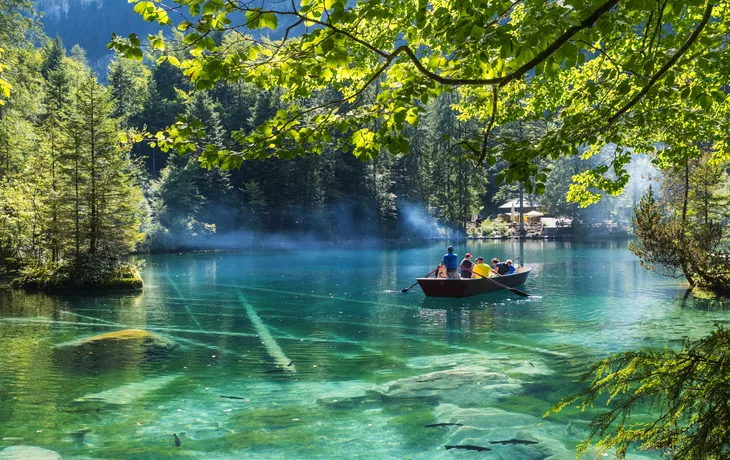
2 240 729 459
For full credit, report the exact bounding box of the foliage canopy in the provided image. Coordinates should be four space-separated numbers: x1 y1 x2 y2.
548 326 730 459
113 0 730 203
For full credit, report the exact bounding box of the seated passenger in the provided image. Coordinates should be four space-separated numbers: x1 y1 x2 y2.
490 258 503 276
437 262 447 278
472 257 491 278
460 253 474 278
505 259 516 275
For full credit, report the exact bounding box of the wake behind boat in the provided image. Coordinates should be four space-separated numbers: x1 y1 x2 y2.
417 268 531 298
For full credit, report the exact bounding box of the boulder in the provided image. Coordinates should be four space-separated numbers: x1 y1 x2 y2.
53 329 177 350
371 366 522 406
74 374 181 405
0 446 62 460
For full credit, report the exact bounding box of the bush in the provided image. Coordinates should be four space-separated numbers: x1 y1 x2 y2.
479 218 509 237
12 254 143 293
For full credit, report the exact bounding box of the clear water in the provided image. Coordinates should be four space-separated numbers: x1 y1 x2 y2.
2 240 729 459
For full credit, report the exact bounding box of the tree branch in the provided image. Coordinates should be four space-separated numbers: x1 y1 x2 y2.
243 0 618 87
478 86 498 163
607 1 714 125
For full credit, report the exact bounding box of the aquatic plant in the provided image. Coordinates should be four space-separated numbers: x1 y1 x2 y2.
548 326 730 459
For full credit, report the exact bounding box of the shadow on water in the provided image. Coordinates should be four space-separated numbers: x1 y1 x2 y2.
419 291 520 311
676 289 730 311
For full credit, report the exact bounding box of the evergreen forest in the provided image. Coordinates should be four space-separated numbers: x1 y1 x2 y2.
1 0 645 273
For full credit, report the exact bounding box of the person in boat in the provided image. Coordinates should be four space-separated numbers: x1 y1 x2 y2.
443 246 459 279
472 257 491 278
491 258 510 276
505 259 517 275
437 262 447 278
460 253 474 278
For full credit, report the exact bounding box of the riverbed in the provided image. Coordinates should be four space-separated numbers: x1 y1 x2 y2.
1 241 728 459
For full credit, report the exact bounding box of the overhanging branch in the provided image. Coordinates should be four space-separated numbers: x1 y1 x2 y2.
607 1 714 124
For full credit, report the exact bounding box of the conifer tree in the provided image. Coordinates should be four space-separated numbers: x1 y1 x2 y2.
76 72 144 255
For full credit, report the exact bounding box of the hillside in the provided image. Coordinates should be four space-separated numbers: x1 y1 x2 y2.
38 0 161 71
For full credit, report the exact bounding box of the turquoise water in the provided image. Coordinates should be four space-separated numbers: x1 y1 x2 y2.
2 241 730 459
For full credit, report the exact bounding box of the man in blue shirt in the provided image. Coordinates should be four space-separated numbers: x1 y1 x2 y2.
443 246 459 279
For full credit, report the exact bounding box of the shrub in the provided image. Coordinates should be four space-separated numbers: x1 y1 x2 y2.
480 218 509 237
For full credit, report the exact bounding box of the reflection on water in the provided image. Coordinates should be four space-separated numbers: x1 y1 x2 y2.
1 241 729 458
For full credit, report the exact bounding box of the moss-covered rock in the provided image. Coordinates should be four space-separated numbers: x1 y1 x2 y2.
54 329 177 350
52 329 178 372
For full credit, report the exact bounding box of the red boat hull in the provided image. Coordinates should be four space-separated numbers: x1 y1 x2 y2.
416 268 531 298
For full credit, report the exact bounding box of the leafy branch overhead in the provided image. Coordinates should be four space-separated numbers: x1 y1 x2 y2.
111 0 730 204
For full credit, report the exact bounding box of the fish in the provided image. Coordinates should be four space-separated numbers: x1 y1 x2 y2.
173 433 181 447
444 445 491 452
287 361 294 367
529 362 535 367
424 423 463 428
220 395 246 400
489 439 539 445
264 369 287 374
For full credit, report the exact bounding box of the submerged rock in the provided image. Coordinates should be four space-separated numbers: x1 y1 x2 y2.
53 329 177 350
405 353 552 376
373 366 523 406
74 374 181 405
0 446 62 460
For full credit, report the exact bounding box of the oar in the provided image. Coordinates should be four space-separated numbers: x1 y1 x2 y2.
401 266 439 293
463 266 530 297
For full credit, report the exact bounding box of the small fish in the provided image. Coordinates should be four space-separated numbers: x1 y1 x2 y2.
529 362 535 368
220 395 246 400
489 439 538 445
424 423 463 428
173 433 181 447
287 361 294 367
264 369 287 374
445 445 491 452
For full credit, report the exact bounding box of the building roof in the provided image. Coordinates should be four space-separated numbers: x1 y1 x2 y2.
498 199 540 209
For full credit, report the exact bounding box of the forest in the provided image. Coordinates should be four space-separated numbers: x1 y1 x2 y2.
0 0 646 279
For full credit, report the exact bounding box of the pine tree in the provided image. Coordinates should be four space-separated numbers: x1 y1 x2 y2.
76 72 144 256
41 41 71 263
108 58 148 123
41 36 64 79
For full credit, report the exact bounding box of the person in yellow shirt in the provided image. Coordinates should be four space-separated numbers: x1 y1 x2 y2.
472 257 492 279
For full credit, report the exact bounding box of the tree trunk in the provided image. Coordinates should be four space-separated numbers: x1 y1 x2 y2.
519 184 525 236
89 79 97 254
680 157 693 287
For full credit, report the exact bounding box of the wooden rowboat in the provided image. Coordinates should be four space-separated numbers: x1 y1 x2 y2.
417 268 531 298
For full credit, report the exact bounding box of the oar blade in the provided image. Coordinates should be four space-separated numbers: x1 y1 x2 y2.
510 288 530 297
